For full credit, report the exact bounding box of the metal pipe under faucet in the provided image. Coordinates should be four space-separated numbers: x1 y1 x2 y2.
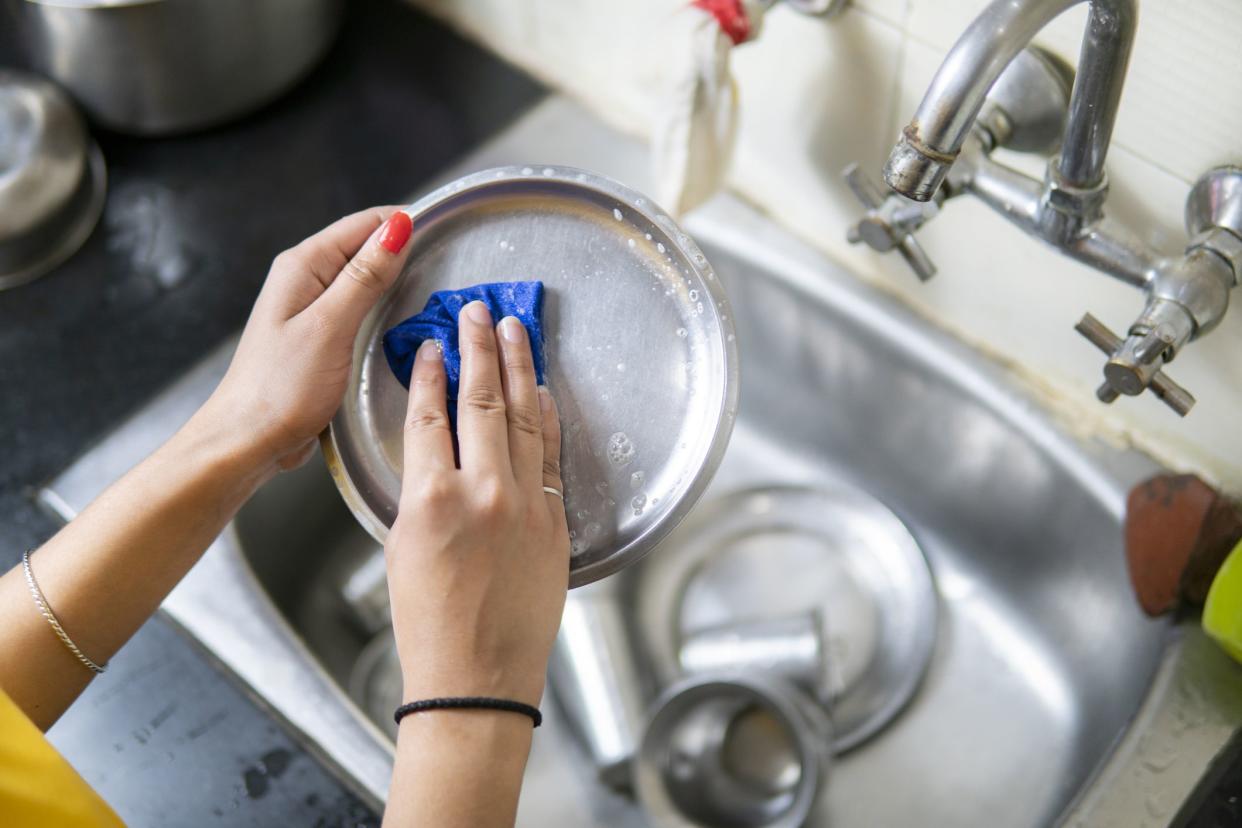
883 0 1137 202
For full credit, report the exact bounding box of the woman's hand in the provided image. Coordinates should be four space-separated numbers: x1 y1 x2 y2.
0 206 415 730
386 302 570 708
197 205 415 474
381 301 569 827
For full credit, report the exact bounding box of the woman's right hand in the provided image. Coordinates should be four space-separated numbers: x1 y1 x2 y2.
384 300 570 709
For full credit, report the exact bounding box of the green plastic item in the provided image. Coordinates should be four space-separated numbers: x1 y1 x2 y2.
1203 539 1242 663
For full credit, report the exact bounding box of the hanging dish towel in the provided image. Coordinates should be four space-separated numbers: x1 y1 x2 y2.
652 0 767 216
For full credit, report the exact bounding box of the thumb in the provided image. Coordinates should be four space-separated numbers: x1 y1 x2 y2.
316 209 414 334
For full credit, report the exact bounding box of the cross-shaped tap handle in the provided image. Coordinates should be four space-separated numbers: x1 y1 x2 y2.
1075 313 1195 417
843 163 938 282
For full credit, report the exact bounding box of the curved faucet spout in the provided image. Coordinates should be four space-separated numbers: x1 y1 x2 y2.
883 0 1137 202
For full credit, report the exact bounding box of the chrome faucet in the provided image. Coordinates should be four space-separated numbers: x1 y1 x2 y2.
845 0 1242 416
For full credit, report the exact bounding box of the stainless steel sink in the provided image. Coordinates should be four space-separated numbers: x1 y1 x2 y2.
229 200 1169 827
42 98 1242 826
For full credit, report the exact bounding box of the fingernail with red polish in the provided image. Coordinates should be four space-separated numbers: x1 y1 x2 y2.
379 211 413 254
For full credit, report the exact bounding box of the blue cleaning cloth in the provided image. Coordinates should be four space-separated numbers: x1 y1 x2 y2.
382 282 546 417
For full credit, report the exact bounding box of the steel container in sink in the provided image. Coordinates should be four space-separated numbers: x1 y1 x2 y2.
11 0 344 134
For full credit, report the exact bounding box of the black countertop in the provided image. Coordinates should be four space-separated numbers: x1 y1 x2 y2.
0 2 541 824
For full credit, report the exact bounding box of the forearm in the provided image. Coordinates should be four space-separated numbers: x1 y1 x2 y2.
0 205 410 729
0 405 272 728
384 711 533 827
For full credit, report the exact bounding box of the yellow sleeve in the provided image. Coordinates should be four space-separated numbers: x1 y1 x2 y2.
0 688 125 828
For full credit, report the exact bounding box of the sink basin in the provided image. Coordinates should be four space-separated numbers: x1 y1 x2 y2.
225 195 1165 825
42 99 1190 826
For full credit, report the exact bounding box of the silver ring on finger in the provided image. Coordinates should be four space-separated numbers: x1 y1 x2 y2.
542 486 564 500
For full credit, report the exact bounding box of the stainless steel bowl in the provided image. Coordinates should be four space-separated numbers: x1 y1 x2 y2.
635 674 833 828
325 166 739 587
13 0 344 135
0 68 105 289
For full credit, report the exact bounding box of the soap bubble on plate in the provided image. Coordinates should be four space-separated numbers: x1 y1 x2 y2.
606 432 637 468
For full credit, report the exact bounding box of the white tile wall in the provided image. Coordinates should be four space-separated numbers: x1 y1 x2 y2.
406 0 1242 492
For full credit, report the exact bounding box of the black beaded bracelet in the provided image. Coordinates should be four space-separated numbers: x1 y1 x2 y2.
394 697 542 728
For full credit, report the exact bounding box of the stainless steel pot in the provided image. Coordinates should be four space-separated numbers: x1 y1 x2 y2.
12 0 344 135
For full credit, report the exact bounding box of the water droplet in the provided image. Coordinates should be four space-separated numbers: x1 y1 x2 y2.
543 167 555 176
636 197 646 206
727 333 736 342
617 362 626 372
613 208 623 221
676 327 688 338
499 240 508 249
595 481 610 495
606 432 636 467
627 238 636 248
585 522 601 537
656 242 666 254
645 233 653 241
521 167 534 175
576 509 589 520
631 493 647 514
696 302 704 314
630 471 645 490
689 289 699 301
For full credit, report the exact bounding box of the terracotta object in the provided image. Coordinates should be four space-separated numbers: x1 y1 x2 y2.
1124 475 1242 617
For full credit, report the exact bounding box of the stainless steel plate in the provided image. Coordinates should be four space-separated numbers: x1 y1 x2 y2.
325 166 738 587
633 485 938 752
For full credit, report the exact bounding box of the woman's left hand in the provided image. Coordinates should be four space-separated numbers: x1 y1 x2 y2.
198 205 415 474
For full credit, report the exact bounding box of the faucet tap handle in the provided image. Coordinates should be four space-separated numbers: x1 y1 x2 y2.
844 162 886 210
844 163 939 282
1074 313 1196 417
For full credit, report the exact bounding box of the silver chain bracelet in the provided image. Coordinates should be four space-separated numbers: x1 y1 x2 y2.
22 550 106 675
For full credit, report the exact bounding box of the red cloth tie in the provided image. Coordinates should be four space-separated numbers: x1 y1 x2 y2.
692 0 751 45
